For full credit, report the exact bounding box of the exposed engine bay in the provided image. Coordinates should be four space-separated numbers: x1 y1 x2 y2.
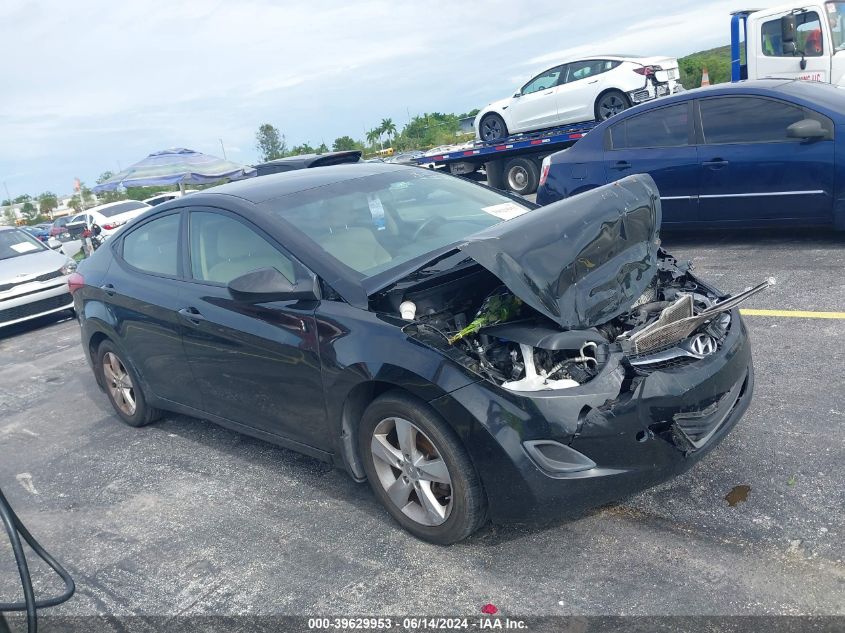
376 252 773 393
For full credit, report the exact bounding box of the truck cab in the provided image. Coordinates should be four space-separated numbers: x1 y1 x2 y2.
732 3 845 84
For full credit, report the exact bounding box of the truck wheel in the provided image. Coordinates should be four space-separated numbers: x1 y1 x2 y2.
478 113 508 142
484 159 506 190
595 90 630 121
504 157 539 195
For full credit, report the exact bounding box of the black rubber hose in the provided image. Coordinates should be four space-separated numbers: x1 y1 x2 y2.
0 486 75 633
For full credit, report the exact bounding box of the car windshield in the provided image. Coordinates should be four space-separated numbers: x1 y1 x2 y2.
262 170 532 277
0 228 48 260
827 2 845 50
98 200 148 217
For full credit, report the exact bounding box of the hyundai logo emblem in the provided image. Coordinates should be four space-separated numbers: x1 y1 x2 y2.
690 334 717 357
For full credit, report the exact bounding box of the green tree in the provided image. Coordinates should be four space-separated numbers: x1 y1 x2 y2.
678 45 731 89
289 142 316 155
38 191 58 216
381 118 397 145
2 206 16 224
14 194 31 204
256 123 287 162
332 136 361 151
20 201 37 221
366 128 381 149
316 142 329 154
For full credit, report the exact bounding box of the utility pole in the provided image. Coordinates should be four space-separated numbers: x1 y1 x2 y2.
219 138 227 160
2 182 12 224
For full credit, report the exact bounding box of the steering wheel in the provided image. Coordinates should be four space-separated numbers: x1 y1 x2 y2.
412 216 445 241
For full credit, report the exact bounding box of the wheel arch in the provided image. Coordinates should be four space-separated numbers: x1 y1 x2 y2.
594 87 630 118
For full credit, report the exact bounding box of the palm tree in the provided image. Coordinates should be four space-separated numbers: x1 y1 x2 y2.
366 128 381 150
380 118 397 145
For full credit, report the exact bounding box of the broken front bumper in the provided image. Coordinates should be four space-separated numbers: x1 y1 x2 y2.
429 310 753 524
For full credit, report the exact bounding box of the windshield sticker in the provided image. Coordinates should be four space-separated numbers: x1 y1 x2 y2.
482 202 530 221
10 242 38 253
368 194 386 231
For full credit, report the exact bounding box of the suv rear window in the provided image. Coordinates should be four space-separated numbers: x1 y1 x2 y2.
99 201 149 217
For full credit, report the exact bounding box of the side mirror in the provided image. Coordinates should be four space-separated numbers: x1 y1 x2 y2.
512 91 522 98
782 41 798 56
787 118 828 140
781 14 796 42
227 267 320 303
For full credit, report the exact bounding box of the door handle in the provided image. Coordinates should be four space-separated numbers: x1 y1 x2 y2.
611 160 632 170
544 90 554 95
178 307 206 324
703 159 729 169
100 283 115 296
588 79 599 84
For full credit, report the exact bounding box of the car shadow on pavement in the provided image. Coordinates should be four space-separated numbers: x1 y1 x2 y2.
0 310 76 341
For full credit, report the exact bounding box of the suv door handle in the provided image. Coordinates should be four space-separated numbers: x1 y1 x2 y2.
611 161 632 170
178 307 206 324
100 283 115 296
703 159 729 169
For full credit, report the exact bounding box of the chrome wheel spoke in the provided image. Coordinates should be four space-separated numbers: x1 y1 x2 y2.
386 476 414 509
103 352 136 416
415 457 450 484
417 481 447 524
371 433 402 467
394 418 418 460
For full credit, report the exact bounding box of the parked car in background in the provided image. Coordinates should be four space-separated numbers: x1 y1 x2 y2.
536 79 845 230
253 150 362 176
143 190 198 206
21 225 51 242
21 225 63 250
0 226 77 328
475 55 681 141
50 216 73 239
72 164 756 544
65 200 152 239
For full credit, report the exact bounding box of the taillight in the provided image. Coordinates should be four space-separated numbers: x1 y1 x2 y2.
539 156 551 187
633 65 656 76
67 272 85 294
102 223 115 230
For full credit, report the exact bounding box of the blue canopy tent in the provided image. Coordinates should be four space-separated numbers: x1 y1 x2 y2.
91 148 256 194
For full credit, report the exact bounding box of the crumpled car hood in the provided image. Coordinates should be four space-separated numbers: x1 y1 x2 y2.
458 174 662 330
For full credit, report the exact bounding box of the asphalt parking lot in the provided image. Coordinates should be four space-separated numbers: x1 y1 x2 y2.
1 228 843 622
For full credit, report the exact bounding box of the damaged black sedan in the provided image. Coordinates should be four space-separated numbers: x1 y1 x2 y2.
72 164 766 544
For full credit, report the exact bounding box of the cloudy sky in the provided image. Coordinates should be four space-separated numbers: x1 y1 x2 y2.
1 0 785 197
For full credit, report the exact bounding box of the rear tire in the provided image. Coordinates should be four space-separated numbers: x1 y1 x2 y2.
478 113 508 142
595 90 630 121
97 340 161 428
504 157 540 195
359 390 487 544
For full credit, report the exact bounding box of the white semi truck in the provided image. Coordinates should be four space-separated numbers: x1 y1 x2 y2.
731 2 845 83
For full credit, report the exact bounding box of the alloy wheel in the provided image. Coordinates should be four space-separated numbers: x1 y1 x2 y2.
102 352 136 416
599 94 627 119
370 417 454 526
481 117 504 141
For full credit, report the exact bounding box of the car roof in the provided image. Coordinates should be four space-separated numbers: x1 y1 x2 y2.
199 162 409 204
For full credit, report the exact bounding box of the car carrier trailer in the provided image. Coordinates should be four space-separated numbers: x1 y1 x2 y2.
412 120 599 196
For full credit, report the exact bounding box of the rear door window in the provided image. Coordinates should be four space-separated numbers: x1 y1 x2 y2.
121 213 181 276
608 103 691 149
699 97 805 144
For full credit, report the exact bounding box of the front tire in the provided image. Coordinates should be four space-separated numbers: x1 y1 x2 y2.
359 391 487 544
478 113 508 142
595 90 630 121
97 340 161 428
